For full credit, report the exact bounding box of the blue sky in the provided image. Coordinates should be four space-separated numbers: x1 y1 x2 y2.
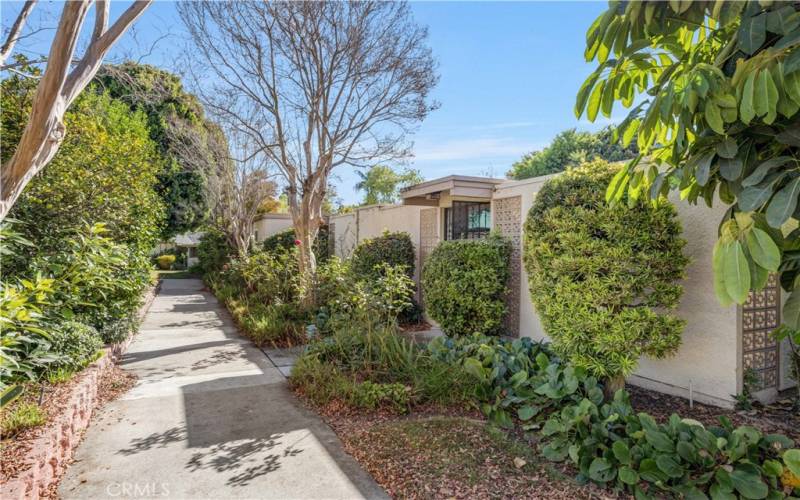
3 1 620 205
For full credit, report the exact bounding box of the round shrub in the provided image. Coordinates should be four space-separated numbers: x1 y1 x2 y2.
421 234 511 336
156 254 176 270
49 321 103 371
351 231 415 279
523 160 688 393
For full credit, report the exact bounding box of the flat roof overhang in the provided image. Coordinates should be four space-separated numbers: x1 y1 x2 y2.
400 175 505 206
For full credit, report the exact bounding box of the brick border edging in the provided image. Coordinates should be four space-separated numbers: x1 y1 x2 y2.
1 281 161 500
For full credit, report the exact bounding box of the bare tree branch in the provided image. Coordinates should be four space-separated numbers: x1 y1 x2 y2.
179 1 438 288
0 0 38 67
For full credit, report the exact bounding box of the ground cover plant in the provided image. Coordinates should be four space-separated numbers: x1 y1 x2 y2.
524 160 689 395
421 233 511 336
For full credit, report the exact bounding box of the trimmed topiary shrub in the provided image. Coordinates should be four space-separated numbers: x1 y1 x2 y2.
523 160 689 394
422 234 511 336
352 231 416 279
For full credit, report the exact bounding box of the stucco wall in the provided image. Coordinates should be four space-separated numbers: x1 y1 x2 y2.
329 212 358 258
496 176 739 407
253 214 293 242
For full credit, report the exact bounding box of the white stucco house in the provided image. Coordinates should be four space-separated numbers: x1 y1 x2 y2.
328 174 795 408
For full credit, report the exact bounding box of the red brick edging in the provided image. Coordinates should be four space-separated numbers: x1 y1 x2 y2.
1 281 161 499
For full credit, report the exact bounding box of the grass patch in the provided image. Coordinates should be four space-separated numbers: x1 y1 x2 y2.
349 416 581 498
46 367 76 384
1 402 46 438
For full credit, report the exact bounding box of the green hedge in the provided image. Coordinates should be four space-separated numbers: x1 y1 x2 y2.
421 234 511 336
523 160 688 390
351 231 415 279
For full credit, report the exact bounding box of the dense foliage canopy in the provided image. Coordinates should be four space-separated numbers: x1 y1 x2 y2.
576 0 800 328
96 63 223 238
523 161 688 388
507 127 638 180
355 165 423 205
3 72 164 258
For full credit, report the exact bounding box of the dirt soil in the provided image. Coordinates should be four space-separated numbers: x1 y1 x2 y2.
627 385 799 442
295 384 799 500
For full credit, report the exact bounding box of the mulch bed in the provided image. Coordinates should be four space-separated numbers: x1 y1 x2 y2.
0 365 137 483
627 385 800 442
294 383 799 500
299 398 614 499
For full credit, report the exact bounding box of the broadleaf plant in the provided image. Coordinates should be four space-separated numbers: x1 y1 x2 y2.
576 0 800 328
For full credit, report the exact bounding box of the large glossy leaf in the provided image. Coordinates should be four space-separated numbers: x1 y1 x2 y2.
765 5 800 34
740 71 757 124
705 103 724 133
730 468 768 499
745 228 781 271
741 156 791 186
765 176 800 228
783 291 800 330
713 240 734 306
738 172 787 211
738 12 767 55
718 157 743 181
723 241 751 304
715 137 738 158
785 449 800 477
694 151 715 186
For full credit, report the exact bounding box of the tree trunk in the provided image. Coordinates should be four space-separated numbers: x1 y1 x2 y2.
603 374 626 401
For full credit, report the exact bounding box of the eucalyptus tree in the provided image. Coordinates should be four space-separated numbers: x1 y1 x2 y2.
0 0 151 220
576 1 800 329
178 1 438 289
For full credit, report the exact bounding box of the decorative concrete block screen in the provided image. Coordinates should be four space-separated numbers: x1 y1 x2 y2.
419 208 439 307
493 196 521 337
742 274 781 390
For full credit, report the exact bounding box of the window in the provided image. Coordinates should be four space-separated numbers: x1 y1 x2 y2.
444 201 491 240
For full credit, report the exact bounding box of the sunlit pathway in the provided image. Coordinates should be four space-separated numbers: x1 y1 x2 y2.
60 278 387 499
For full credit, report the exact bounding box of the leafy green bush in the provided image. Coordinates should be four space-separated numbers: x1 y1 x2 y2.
0 274 58 391
48 321 103 371
231 301 306 347
232 249 301 305
523 161 688 393
97 314 139 345
422 234 511 336
352 381 409 412
313 260 414 333
351 231 415 279
197 228 233 277
36 224 150 338
541 390 799 498
156 254 176 270
5 87 165 260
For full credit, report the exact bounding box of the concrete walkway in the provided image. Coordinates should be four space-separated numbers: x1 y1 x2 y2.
60 279 387 500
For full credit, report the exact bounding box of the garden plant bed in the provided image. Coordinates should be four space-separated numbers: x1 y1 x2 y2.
627 386 800 442
0 282 156 499
296 398 614 499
